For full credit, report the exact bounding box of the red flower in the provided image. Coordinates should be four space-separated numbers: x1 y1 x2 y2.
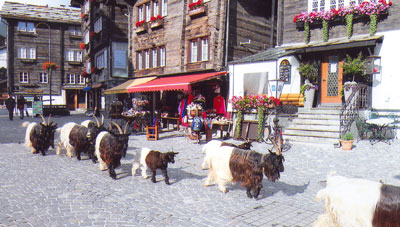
91 67 97 73
389 1 392 6
135 20 146 27
42 62 58 71
82 71 88 77
79 43 86 50
81 13 85 18
156 15 164 20
150 16 157 21
90 31 95 37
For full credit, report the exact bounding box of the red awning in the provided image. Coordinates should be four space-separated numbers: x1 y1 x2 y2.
126 72 227 93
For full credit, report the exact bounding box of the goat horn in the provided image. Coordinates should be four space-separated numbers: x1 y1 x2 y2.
107 122 113 131
93 115 100 127
270 137 281 155
123 121 129 134
47 114 51 126
101 114 104 126
40 114 47 125
110 122 123 134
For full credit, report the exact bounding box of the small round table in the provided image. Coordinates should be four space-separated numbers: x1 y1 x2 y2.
366 118 394 144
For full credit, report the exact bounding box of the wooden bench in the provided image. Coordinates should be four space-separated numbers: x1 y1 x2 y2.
280 93 304 106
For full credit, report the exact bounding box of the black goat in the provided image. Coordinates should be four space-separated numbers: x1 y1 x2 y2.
23 115 57 156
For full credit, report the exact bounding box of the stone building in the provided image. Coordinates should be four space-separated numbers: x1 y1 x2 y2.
0 2 86 110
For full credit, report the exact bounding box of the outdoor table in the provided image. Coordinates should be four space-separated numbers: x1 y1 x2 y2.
161 116 180 131
366 118 394 144
213 121 232 139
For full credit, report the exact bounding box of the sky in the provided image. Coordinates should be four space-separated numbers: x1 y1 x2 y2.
0 0 73 9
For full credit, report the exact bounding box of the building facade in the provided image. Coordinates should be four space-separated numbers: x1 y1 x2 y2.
0 2 86 110
70 0 133 114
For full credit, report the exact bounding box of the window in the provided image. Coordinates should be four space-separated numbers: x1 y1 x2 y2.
39 72 48 83
66 73 76 84
84 31 89 44
138 5 144 21
152 49 158 67
18 48 36 59
96 52 106 69
201 38 208 61
154 1 159 16
190 37 209 63
137 52 143 70
17 22 35 32
160 47 166 67
145 50 150 68
19 72 29 83
309 0 366 12
161 0 168 16
68 26 82 36
94 17 102 33
77 74 85 85
66 50 82 62
145 3 151 21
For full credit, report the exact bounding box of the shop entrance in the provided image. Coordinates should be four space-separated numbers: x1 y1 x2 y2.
320 55 343 105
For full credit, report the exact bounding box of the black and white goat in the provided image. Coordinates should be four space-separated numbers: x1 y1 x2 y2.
201 140 252 170
204 140 284 198
22 115 57 156
313 172 400 227
95 122 130 179
57 115 105 162
132 148 178 185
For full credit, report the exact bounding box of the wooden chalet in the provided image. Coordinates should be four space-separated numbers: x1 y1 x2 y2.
0 2 85 110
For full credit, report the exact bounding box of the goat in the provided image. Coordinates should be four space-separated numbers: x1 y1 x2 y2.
204 139 284 199
132 148 178 185
22 115 57 156
95 121 130 179
201 140 252 170
313 172 400 227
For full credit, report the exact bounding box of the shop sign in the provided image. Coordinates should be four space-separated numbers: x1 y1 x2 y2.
279 59 291 84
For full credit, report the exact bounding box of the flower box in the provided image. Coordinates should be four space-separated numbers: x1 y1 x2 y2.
150 20 164 29
136 24 147 34
189 5 206 18
296 21 304 30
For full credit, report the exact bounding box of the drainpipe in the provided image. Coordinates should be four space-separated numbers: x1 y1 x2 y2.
224 0 230 68
270 0 276 47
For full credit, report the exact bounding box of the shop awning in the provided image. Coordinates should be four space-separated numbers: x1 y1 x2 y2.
126 71 227 93
83 86 91 91
104 77 156 94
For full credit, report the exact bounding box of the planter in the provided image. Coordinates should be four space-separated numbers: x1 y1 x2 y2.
151 20 164 29
296 21 304 30
189 6 206 18
136 24 147 34
340 139 354 150
304 87 315 108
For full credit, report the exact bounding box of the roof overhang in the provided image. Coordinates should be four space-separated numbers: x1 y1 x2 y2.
284 35 383 54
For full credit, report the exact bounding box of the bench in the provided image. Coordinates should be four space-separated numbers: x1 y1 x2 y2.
280 93 304 106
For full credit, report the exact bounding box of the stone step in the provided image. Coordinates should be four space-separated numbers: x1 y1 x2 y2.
298 114 340 120
283 134 339 144
284 129 340 138
286 124 340 131
298 107 341 115
292 118 340 125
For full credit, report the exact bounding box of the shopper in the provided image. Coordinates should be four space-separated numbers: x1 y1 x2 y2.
5 94 16 120
17 95 26 119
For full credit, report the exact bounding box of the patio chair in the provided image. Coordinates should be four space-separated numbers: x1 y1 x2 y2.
355 116 371 140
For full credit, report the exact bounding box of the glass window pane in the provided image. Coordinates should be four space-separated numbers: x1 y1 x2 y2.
27 23 35 32
18 22 26 31
191 41 197 62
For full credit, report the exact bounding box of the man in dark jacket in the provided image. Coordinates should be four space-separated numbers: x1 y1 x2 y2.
5 94 16 120
17 95 26 119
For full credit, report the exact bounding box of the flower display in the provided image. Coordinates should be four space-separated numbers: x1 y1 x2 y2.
300 84 318 96
135 20 146 27
42 62 58 71
132 98 149 107
81 13 86 19
229 95 280 111
189 0 204 10
82 71 89 78
293 0 392 23
150 15 164 22
79 43 86 50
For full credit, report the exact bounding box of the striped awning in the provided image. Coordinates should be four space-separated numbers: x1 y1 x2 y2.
104 77 156 94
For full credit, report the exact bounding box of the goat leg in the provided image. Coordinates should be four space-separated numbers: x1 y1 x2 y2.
108 164 116 180
151 170 157 183
162 169 170 185
253 186 261 199
246 188 253 198
40 149 46 156
76 150 81 161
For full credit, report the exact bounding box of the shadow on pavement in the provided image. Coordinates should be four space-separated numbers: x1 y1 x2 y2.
259 180 310 199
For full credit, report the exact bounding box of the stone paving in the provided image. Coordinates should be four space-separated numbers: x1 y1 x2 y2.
1 108 400 227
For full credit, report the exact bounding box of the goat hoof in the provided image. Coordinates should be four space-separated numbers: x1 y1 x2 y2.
165 182 170 185
151 180 156 183
247 193 253 198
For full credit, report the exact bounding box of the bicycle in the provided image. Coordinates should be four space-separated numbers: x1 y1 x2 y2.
263 116 284 152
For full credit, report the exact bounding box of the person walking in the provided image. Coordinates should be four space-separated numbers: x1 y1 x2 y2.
17 95 26 119
5 94 16 120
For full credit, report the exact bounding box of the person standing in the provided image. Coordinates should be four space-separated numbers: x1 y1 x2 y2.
5 94 16 120
17 95 26 119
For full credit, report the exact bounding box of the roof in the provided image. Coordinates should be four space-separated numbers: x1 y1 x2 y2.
0 1 81 24
127 72 227 93
104 77 157 94
228 47 296 64
284 34 383 53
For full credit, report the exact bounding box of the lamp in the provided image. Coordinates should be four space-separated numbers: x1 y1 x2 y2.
365 55 381 74
268 78 285 98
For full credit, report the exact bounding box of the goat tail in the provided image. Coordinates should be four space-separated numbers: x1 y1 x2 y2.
21 121 30 128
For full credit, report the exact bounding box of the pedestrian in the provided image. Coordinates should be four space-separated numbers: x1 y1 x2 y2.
17 95 26 119
5 94 16 120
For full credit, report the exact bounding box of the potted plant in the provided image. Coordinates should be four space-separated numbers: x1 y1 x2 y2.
342 52 367 105
298 62 318 108
340 132 354 150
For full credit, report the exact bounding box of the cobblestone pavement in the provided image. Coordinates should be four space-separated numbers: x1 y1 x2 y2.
1 108 400 227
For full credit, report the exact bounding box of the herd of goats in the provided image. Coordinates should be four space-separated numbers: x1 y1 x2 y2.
21 115 400 226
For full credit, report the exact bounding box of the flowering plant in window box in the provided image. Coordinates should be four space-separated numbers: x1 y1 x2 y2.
189 0 204 10
150 15 164 29
82 71 90 78
79 43 87 50
135 20 147 33
188 0 206 18
42 62 58 71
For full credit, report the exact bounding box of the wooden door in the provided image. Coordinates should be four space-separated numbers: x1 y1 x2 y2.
320 56 343 104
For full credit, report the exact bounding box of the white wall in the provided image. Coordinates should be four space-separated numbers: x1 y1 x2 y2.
42 90 66 106
0 48 6 68
372 30 400 110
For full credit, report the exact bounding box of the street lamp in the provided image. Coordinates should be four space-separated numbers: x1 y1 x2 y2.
34 22 52 108
268 78 285 98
